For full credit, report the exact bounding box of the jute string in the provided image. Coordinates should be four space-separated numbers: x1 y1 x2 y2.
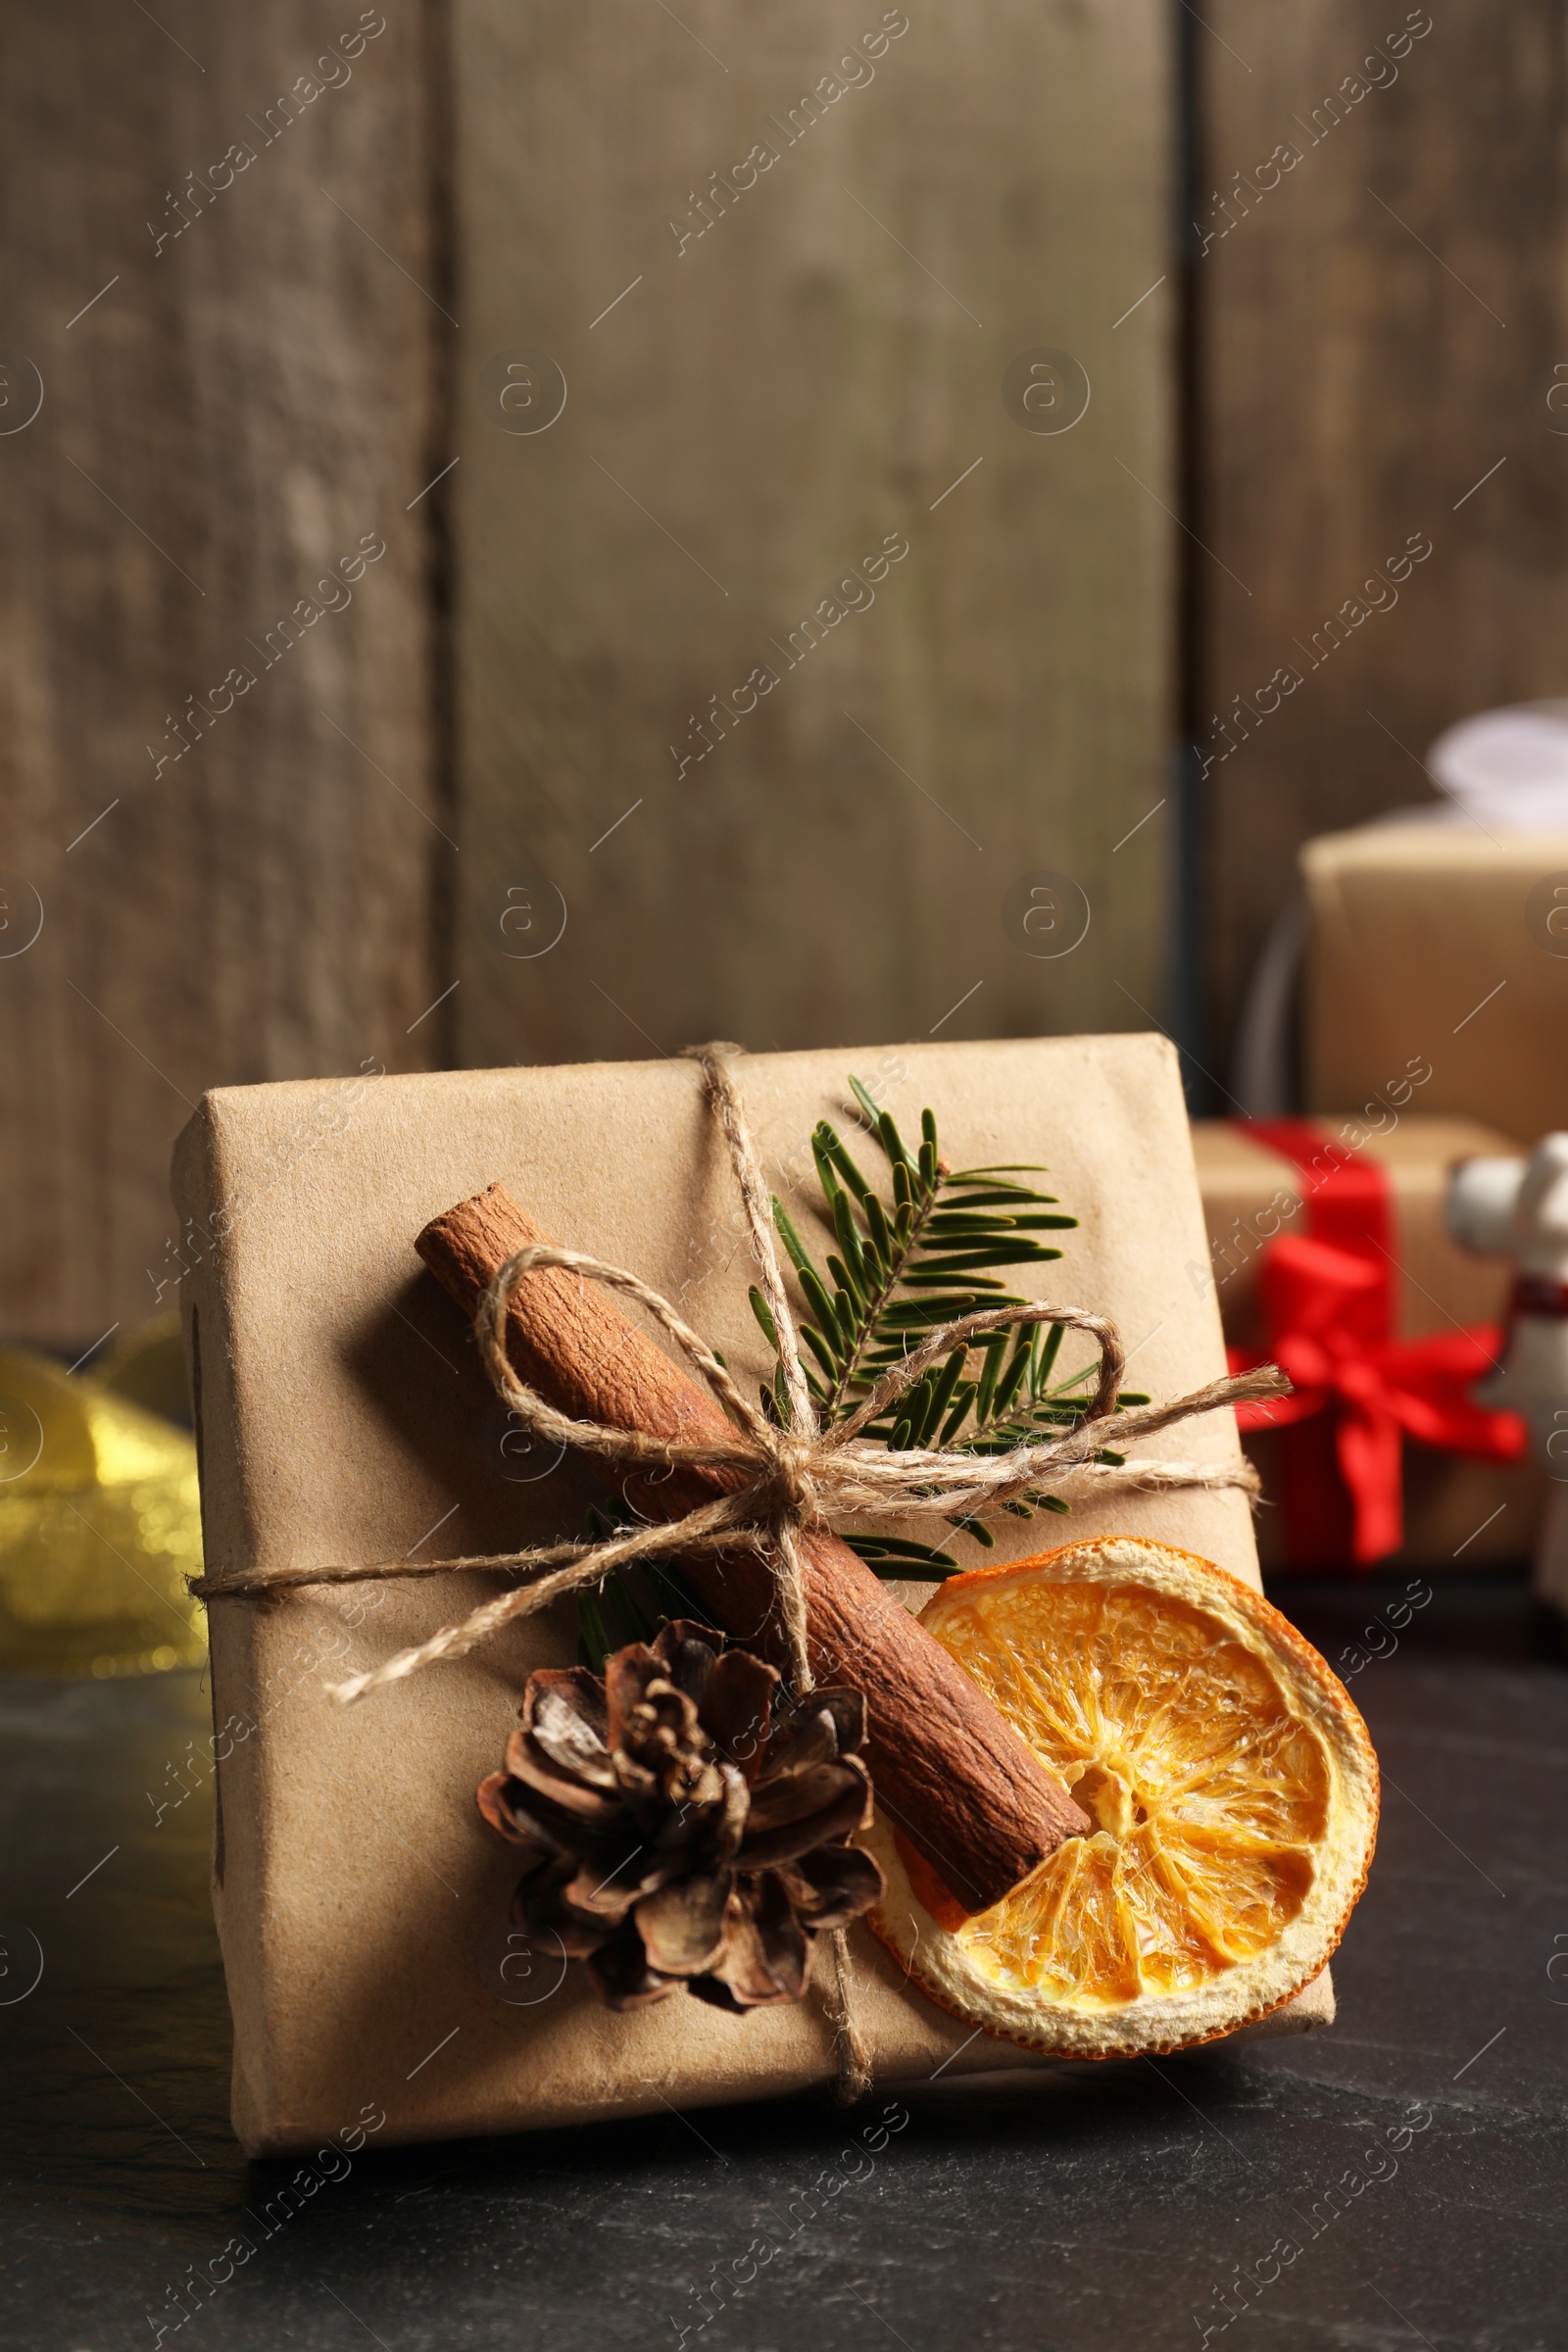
193 1043 1288 2101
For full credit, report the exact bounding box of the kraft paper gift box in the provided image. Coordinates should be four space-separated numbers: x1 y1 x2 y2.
1192 1116 1544 1571
1302 825 1568 1146
172 1034 1331 2156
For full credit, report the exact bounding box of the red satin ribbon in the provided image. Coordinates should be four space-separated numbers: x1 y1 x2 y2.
1511 1271 1568 1319
1226 1119 1525 1569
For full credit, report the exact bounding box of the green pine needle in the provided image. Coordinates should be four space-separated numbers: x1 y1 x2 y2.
578 1588 612 1673
841 1532 962 1579
742 1079 1131 1571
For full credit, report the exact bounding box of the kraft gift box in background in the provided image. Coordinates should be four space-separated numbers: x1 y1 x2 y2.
171 1035 1330 2156
1193 1117 1542 1572
1298 706 1568 1147
1302 828 1568 1147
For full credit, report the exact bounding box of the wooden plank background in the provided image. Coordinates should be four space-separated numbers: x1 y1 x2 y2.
451 0 1176 1071
1196 0 1568 1073
0 0 446 1340
22 3 1554 1336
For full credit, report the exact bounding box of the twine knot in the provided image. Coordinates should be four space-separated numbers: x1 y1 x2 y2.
757 1434 819 1525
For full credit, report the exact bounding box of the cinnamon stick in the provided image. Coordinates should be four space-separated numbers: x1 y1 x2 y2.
416 1184 1089 1915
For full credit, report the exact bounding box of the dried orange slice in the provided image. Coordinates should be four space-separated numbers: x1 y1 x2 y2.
863 1537 1378 2058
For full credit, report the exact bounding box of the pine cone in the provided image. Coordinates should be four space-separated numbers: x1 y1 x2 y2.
477 1619 885 2012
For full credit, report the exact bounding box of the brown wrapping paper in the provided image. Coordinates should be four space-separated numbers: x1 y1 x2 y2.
1302 825 1568 1144
1192 1116 1544 1570
172 1036 1331 2156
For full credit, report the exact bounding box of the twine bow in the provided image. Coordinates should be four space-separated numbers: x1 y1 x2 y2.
193 1044 1287 2098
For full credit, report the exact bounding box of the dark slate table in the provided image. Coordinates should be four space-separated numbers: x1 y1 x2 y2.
2 1571 1563 2352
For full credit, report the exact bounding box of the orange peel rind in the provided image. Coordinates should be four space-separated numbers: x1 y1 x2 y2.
864 1537 1379 2059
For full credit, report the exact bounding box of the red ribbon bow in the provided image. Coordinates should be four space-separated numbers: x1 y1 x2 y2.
1226 1121 1525 1568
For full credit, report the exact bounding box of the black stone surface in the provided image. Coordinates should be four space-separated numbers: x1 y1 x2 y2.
1 1572 1564 2351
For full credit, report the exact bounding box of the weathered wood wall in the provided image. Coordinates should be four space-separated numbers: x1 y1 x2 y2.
1197 1 1568 1069
452 0 1176 1070
25 0 1544 1334
0 0 444 1341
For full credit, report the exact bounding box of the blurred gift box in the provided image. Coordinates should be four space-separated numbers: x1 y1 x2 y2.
1193 1116 1543 1573
1303 825 1568 1147
1288 691 1568 1143
1237 705 1568 1141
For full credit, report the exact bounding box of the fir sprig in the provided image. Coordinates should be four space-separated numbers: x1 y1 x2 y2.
755 1077 1075 1419
752 1078 1147 1579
